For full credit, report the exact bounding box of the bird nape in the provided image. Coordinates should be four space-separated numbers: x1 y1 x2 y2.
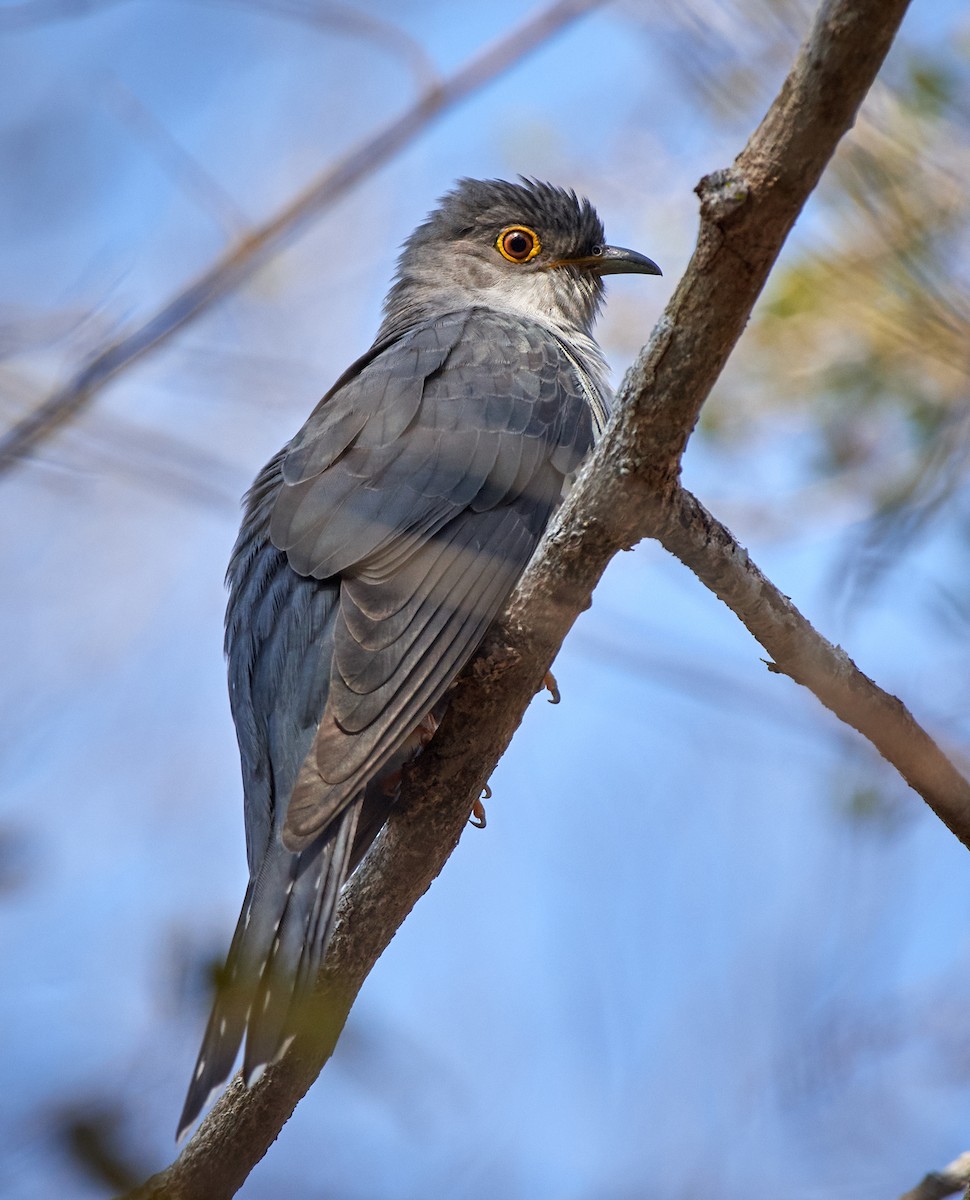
177 177 661 1140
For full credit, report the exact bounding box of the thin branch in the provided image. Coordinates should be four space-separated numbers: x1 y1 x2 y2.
0 0 127 28
0 0 604 475
101 75 250 236
226 0 440 92
122 0 955 1195
4 0 438 91
657 486 970 848
898 1152 970 1200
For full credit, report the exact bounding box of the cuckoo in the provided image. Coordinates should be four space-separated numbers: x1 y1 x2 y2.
178 178 661 1138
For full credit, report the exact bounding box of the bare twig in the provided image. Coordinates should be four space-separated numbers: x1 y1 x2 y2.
0 0 603 475
227 0 440 92
0 0 127 28
898 1152 970 1200
101 76 249 236
4 0 438 89
122 0 951 1196
657 487 970 848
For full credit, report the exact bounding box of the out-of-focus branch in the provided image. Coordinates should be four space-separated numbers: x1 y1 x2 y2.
125 0 946 1196
0 0 603 475
4 0 438 89
228 0 440 91
0 0 127 27
102 76 250 236
898 1152 970 1200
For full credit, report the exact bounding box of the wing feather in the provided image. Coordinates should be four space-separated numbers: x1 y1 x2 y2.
180 305 605 1133
269 309 596 847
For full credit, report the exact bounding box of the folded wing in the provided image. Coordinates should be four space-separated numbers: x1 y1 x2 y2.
269 308 595 850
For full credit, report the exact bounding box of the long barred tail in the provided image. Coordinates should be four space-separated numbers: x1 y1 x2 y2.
177 798 362 1141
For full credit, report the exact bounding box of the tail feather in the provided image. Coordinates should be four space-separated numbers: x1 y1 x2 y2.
177 798 362 1141
295 797 360 999
176 879 260 1142
242 798 360 1081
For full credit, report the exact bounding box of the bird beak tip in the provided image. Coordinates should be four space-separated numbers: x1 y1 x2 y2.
596 245 662 277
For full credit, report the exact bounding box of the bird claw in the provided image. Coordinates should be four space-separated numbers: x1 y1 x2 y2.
416 710 441 746
542 670 560 705
470 784 491 829
381 768 402 797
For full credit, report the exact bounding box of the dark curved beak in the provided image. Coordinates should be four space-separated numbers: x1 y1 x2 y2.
593 244 662 277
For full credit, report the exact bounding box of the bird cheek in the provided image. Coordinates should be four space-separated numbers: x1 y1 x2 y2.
463 257 501 290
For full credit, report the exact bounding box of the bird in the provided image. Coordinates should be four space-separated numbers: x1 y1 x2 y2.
177 177 661 1139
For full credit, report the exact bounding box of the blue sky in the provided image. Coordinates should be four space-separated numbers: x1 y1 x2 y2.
2 1 970 1197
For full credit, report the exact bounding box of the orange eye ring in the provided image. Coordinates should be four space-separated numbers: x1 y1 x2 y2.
496 225 540 263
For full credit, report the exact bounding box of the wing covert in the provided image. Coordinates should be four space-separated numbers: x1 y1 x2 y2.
268 308 599 849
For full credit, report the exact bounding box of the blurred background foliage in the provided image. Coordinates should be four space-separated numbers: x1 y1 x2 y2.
2 1 970 1197
684 0 970 582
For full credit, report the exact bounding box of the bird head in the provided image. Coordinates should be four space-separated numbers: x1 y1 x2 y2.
381 177 661 339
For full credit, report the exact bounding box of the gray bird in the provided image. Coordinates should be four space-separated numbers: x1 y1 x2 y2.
178 177 660 1139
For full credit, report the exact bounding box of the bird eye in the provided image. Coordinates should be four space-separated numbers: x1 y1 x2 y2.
497 226 540 263
591 244 604 257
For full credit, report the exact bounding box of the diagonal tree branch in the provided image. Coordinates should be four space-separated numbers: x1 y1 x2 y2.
898 1152 970 1200
656 487 970 847
0 0 603 476
124 0 964 1195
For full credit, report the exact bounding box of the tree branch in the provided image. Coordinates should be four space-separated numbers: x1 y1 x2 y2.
0 0 603 476
658 486 970 846
122 0 961 1195
898 1152 970 1200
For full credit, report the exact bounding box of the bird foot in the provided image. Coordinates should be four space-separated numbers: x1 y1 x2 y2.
541 670 560 705
470 783 491 829
416 710 440 746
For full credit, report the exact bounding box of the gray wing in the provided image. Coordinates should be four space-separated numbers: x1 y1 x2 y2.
178 308 594 1138
270 307 595 849
223 450 338 871
179 453 352 1139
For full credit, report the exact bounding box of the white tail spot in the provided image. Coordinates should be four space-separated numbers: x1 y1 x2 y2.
275 1034 295 1063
